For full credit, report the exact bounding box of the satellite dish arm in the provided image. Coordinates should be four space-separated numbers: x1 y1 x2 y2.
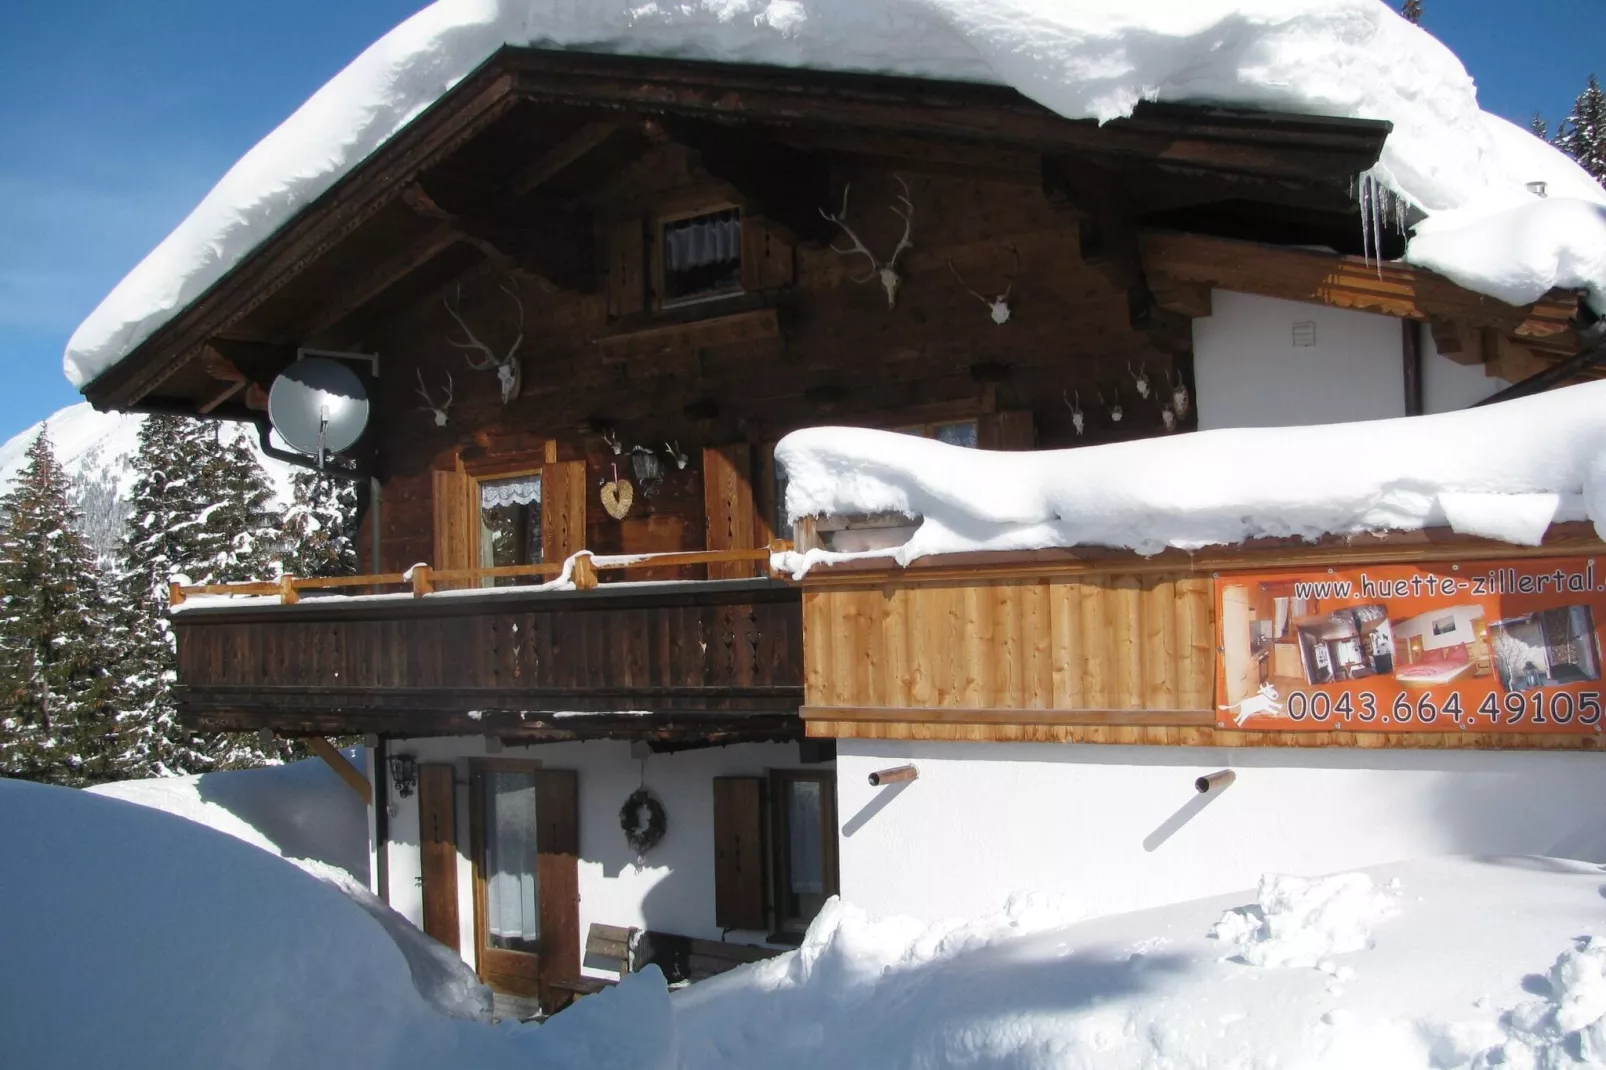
255 418 371 482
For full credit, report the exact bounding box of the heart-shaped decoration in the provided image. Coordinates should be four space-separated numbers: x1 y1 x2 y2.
600 478 635 519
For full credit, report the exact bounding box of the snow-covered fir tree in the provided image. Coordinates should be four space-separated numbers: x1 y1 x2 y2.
283 470 360 578
1555 74 1606 184
0 431 119 785
113 416 290 776
68 445 130 569
1400 0 1422 25
1531 114 1549 141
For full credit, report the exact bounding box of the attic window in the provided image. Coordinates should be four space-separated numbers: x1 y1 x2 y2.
660 207 742 306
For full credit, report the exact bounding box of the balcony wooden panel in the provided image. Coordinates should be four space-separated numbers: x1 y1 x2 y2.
172 578 803 740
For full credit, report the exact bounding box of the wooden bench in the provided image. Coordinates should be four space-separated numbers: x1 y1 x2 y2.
549 923 637 1006
550 923 787 1007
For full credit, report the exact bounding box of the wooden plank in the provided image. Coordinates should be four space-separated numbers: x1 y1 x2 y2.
535 768 581 1013
801 705 1214 726
507 122 619 195
432 468 476 572
418 763 460 952
740 215 795 291
541 460 588 563
606 218 645 318
702 444 759 579
712 777 767 931
304 736 372 804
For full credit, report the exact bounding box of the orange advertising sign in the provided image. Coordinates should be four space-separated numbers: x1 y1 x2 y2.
1215 556 1606 733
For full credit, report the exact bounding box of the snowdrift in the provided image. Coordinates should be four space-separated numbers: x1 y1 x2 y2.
64 0 1606 388
673 857 1606 1069
0 780 673 1070
774 378 1606 571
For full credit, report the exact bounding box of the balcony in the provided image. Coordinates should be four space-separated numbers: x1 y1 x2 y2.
169 549 803 743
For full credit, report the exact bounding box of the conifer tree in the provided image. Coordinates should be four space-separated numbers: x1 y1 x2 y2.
1400 0 1422 24
1556 74 1606 184
284 470 360 579
113 417 289 776
0 431 118 785
1531 114 1549 142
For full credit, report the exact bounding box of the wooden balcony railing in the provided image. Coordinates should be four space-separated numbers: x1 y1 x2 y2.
168 543 792 607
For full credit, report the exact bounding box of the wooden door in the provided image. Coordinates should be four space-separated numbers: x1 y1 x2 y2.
418 763 460 951
470 763 580 1013
712 777 767 931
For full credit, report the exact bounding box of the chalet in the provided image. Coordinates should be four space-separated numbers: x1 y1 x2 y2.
73 21 1606 1017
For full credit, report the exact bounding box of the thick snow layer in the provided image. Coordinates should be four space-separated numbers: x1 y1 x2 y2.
65 0 1606 388
1208 871 1400 970
0 780 674 1070
0 401 296 503
673 856 1606 1069
773 380 1606 569
88 753 370 882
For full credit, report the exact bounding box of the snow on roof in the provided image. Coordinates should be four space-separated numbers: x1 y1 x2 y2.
65 0 1606 390
773 379 1606 572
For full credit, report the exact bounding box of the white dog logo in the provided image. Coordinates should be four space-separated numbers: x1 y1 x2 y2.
1219 684 1282 727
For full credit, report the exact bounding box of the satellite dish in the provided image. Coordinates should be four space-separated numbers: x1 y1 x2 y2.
268 357 370 466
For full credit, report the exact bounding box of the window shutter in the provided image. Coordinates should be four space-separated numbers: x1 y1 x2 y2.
432 468 475 571
534 769 580 1011
740 215 794 291
713 776 767 931
541 459 588 564
979 409 1035 451
607 218 646 317
418 763 460 952
703 444 758 579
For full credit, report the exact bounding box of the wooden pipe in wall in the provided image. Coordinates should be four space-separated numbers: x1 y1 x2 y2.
868 764 919 787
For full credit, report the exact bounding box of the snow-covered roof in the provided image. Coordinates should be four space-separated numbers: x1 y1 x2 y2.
65 0 1606 390
774 379 1606 572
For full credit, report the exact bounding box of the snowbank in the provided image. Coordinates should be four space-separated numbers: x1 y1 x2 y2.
0 780 674 1070
773 379 1606 570
89 752 369 879
674 856 1606 1069
65 0 1606 388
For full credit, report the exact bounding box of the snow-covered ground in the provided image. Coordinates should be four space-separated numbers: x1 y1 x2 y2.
64 0 1606 388
775 378 1606 570
7 775 1606 1069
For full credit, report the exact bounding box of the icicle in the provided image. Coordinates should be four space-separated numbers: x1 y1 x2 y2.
1359 173 1375 268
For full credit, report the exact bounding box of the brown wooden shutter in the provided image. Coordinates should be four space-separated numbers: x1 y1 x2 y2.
607 219 646 317
979 409 1035 451
740 216 794 291
432 468 475 570
418 763 460 951
703 443 758 579
541 459 587 563
713 777 767 931
534 768 580 1012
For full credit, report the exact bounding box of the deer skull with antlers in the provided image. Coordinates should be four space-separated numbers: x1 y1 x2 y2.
444 280 524 404
820 176 914 308
948 244 1020 325
415 369 453 427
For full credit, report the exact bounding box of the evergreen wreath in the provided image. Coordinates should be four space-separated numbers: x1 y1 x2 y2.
619 787 667 855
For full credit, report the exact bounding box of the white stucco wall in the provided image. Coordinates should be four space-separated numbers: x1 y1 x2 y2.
1193 290 1407 430
380 735 820 973
837 740 1606 923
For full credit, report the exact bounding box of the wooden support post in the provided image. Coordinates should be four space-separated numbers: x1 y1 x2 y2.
305 736 373 805
410 564 433 597
278 574 300 605
791 516 821 554
571 552 599 590
867 764 919 787
168 582 187 607
1195 769 1236 794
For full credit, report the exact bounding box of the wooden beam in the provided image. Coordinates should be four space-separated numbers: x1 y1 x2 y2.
197 378 248 415
304 223 459 336
1141 230 1580 340
400 181 595 293
803 706 1214 727
304 735 373 804
505 122 618 195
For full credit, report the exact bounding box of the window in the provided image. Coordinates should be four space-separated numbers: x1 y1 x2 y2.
478 473 542 580
894 418 979 448
659 207 742 306
481 767 541 954
769 770 838 936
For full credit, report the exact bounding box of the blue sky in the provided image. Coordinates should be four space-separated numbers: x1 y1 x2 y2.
1 0 1602 444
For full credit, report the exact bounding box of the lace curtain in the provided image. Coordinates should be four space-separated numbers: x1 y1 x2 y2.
480 475 542 509
485 770 539 944
665 209 741 270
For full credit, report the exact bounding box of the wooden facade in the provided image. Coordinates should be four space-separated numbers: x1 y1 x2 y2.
798 524 1606 750
83 48 1591 745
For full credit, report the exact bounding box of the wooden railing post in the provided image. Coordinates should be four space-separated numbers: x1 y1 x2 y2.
571 553 598 590
278 574 300 605
168 582 187 607
411 564 434 597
